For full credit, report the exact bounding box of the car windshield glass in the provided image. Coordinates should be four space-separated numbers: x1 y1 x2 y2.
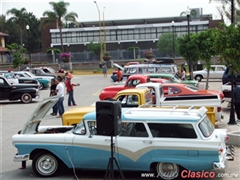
198 116 214 138
172 75 180 83
185 85 199 92
23 72 33 77
72 121 86 135
46 67 55 73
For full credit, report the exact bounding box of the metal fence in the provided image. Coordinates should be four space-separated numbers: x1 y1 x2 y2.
1 48 181 64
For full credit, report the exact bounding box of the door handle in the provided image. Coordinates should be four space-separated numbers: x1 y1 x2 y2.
143 140 152 144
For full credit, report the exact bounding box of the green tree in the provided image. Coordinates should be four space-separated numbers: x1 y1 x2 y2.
7 43 27 68
42 0 78 52
194 29 218 89
177 33 199 79
6 8 28 46
87 41 101 56
214 24 240 74
157 32 177 57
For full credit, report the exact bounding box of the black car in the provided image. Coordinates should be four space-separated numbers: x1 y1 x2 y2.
0 76 39 103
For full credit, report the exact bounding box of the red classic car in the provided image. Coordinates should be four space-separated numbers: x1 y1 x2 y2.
162 83 224 100
99 74 151 100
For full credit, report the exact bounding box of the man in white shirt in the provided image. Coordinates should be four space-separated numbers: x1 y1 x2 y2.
55 77 65 118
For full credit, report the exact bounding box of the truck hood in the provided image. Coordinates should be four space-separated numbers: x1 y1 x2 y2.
20 96 60 134
103 84 125 91
113 63 124 70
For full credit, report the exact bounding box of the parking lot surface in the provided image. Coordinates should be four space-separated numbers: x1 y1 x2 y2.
0 75 239 180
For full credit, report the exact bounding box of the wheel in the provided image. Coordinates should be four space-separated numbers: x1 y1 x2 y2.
32 151 60 177
195 75 203 82
20 93 32 103
156 162 179 180
39 83 44 90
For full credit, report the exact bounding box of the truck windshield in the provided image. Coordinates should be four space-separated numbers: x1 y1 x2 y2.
198 116 214 138
72 121 86 135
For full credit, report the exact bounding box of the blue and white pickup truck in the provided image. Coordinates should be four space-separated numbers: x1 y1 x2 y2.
12 96 233 179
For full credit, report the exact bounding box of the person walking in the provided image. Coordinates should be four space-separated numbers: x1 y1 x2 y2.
102 64 107 78
65 73 80 106
233 81 240 121
181 68 186 80
49 78 58 116
55 77 65 118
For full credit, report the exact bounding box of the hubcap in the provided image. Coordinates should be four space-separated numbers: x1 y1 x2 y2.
37 155 57 175
157 162 179 180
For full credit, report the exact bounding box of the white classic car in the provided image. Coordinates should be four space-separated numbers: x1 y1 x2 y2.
12 96 234 179
193 65 226 82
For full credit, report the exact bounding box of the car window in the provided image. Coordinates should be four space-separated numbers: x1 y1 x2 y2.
120 122 148 137
87 121 97 135
116 95 139 107
198 116 214 138
0 79 5 86
72 121 86 135
168 86 181 94
148 123 197 138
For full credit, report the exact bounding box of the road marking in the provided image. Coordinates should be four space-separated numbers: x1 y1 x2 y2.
92 90 101 96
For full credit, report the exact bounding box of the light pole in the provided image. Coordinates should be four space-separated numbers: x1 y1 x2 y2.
228 0 237 125
186 8 192 80
26 24 31 67
103 7 106 53
94 1 103 61
171 20 175 59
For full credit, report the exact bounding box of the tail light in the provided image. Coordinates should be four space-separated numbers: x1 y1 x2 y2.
225 135 229 142
217 107 221 112
218 147 223 155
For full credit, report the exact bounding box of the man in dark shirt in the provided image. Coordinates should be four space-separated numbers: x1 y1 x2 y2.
50 78 57 116
233 81 240 121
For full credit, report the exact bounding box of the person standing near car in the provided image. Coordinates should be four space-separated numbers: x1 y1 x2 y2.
55 77 65 118
117 68 122 83
65 73 80 106
49 78 58 116
233 81 240 121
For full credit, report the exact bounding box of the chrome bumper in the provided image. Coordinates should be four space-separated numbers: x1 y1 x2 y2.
213 145 234 169
14 154 30 162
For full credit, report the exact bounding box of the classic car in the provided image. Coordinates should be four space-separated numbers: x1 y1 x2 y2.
0 76 39 103
162 83 224 100
193 65 226 82
23 67 57 80
0 71 41 88
12 96 233 179
0 71 19 84
39 66 65 80
13 71 50 90
100 74 151 100
147 73 199 87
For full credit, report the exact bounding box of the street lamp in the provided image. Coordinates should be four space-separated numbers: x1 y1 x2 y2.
171 20 175 59
94 1 103 61
103 7 106 53
26 24 31 67
228 0 237 125
186 7 192 80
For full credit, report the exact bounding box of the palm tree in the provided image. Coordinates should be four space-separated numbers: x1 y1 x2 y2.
6 8 28 46
42 1 78 52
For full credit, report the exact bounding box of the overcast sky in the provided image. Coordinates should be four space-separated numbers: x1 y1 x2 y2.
1 0 222 22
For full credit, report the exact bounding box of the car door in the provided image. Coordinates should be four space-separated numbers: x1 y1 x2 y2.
71 120 111 169
116 122 154 170
0 78 11 99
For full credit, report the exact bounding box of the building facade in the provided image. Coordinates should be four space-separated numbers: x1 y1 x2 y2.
42 10 222 53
